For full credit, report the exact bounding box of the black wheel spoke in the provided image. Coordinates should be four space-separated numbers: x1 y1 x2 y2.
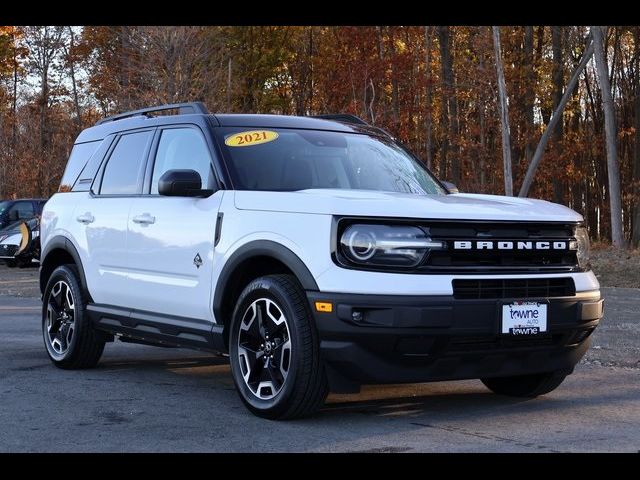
256 303 267 339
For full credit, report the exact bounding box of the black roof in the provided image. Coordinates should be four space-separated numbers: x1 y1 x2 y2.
76 110 390 144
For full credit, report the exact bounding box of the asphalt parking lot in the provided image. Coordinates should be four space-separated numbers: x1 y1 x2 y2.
0 265 638 452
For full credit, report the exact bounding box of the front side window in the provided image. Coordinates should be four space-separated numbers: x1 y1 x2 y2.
100 131 153 195
216 128 445 195
150 128 213 194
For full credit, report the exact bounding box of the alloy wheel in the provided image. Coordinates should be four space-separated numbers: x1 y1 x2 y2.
237 298 292 400
45 280 76 356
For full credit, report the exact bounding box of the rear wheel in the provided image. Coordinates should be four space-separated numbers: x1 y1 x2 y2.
481 371 568 398
42 265 105 369
229 274 328 419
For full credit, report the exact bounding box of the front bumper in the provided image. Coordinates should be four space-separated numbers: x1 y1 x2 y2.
307 290 603 393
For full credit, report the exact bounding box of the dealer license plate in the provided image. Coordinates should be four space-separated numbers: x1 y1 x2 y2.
501 302 547 335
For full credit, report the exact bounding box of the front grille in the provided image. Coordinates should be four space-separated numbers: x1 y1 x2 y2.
452 278 576 299
423 221 579 273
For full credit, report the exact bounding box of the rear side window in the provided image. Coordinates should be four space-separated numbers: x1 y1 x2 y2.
59 141 102 192
100 131 153 195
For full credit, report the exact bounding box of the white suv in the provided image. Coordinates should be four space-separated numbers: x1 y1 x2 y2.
39 102 603 419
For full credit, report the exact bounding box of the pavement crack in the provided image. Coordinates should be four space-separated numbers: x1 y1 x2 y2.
410 422 564 452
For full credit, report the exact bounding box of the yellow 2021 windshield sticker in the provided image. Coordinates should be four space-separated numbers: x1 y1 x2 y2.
225 130 279 147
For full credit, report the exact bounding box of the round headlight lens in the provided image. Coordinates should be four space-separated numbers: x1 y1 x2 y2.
346 229 377 261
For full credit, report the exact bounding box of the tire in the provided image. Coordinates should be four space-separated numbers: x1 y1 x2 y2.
229 274 328 420
42 265 105 369
481 371 568 398
5 259 17 268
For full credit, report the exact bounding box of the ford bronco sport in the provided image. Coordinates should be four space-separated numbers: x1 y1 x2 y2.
39 102 603 419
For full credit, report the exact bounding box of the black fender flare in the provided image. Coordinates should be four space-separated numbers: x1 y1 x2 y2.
40 236 89 295
213 240 318 321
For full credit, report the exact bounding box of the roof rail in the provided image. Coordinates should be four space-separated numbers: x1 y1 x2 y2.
95 102 210 126
311 114 369 125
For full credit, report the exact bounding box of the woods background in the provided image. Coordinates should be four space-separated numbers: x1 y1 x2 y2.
0 26 638 246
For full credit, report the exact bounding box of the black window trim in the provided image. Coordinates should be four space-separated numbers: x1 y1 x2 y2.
91 127 156 198
142 123 221 196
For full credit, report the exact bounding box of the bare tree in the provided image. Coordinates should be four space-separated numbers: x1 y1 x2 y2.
492 26 513 196
592 25 624 248
23 26 65 151
633 27 640 248
438 26 460 183
63 26 82 132
424 26 434 170
519 34 594 197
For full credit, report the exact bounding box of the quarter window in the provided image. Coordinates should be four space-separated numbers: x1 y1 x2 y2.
151 128 213 194
100 131 153 195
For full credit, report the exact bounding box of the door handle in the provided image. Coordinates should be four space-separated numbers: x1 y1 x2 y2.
76 213 94 224
132 213 156 225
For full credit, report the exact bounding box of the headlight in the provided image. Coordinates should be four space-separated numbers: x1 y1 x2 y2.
573 226 590 269
340 224 445 268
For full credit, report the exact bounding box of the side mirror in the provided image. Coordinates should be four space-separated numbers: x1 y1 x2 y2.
442 181 459 194
158 169 213 197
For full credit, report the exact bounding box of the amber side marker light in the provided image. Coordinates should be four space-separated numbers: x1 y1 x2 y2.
315 302 333 313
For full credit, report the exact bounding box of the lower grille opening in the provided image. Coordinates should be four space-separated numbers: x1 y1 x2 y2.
448 334 562 352
452 278 576 300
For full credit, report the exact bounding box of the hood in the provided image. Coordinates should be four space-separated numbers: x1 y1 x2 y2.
234 189 583 222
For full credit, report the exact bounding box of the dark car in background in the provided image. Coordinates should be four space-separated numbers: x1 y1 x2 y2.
0 199 47 230
0 217 41 267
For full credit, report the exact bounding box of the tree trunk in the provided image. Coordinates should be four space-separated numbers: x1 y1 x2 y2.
40 67 48 151
551 26 565 204
492 27 513 196
523 26 535 166
519 35 595 197
438 26 459 183
67 27 82 132
389 27 400 127
592 25 624 248
632 86 640 247
633 27 640 248
12 30 18 150
551 27 564 140
424 26 433 170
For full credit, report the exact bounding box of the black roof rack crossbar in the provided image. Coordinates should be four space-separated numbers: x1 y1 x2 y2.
311 114 369 125
95 102 209 126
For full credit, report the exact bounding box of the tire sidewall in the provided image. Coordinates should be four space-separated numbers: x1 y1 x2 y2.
42 265 86 364
229 277 308 417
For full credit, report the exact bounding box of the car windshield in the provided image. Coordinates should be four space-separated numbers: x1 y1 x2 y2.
217 128 446 195
0 201 8 214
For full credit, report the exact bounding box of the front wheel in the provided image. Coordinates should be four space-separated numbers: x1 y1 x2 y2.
42 265 105 369
481 371 568 398
229 274 328 419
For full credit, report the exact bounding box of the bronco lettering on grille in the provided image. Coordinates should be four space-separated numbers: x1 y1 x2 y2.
452 241 571 250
